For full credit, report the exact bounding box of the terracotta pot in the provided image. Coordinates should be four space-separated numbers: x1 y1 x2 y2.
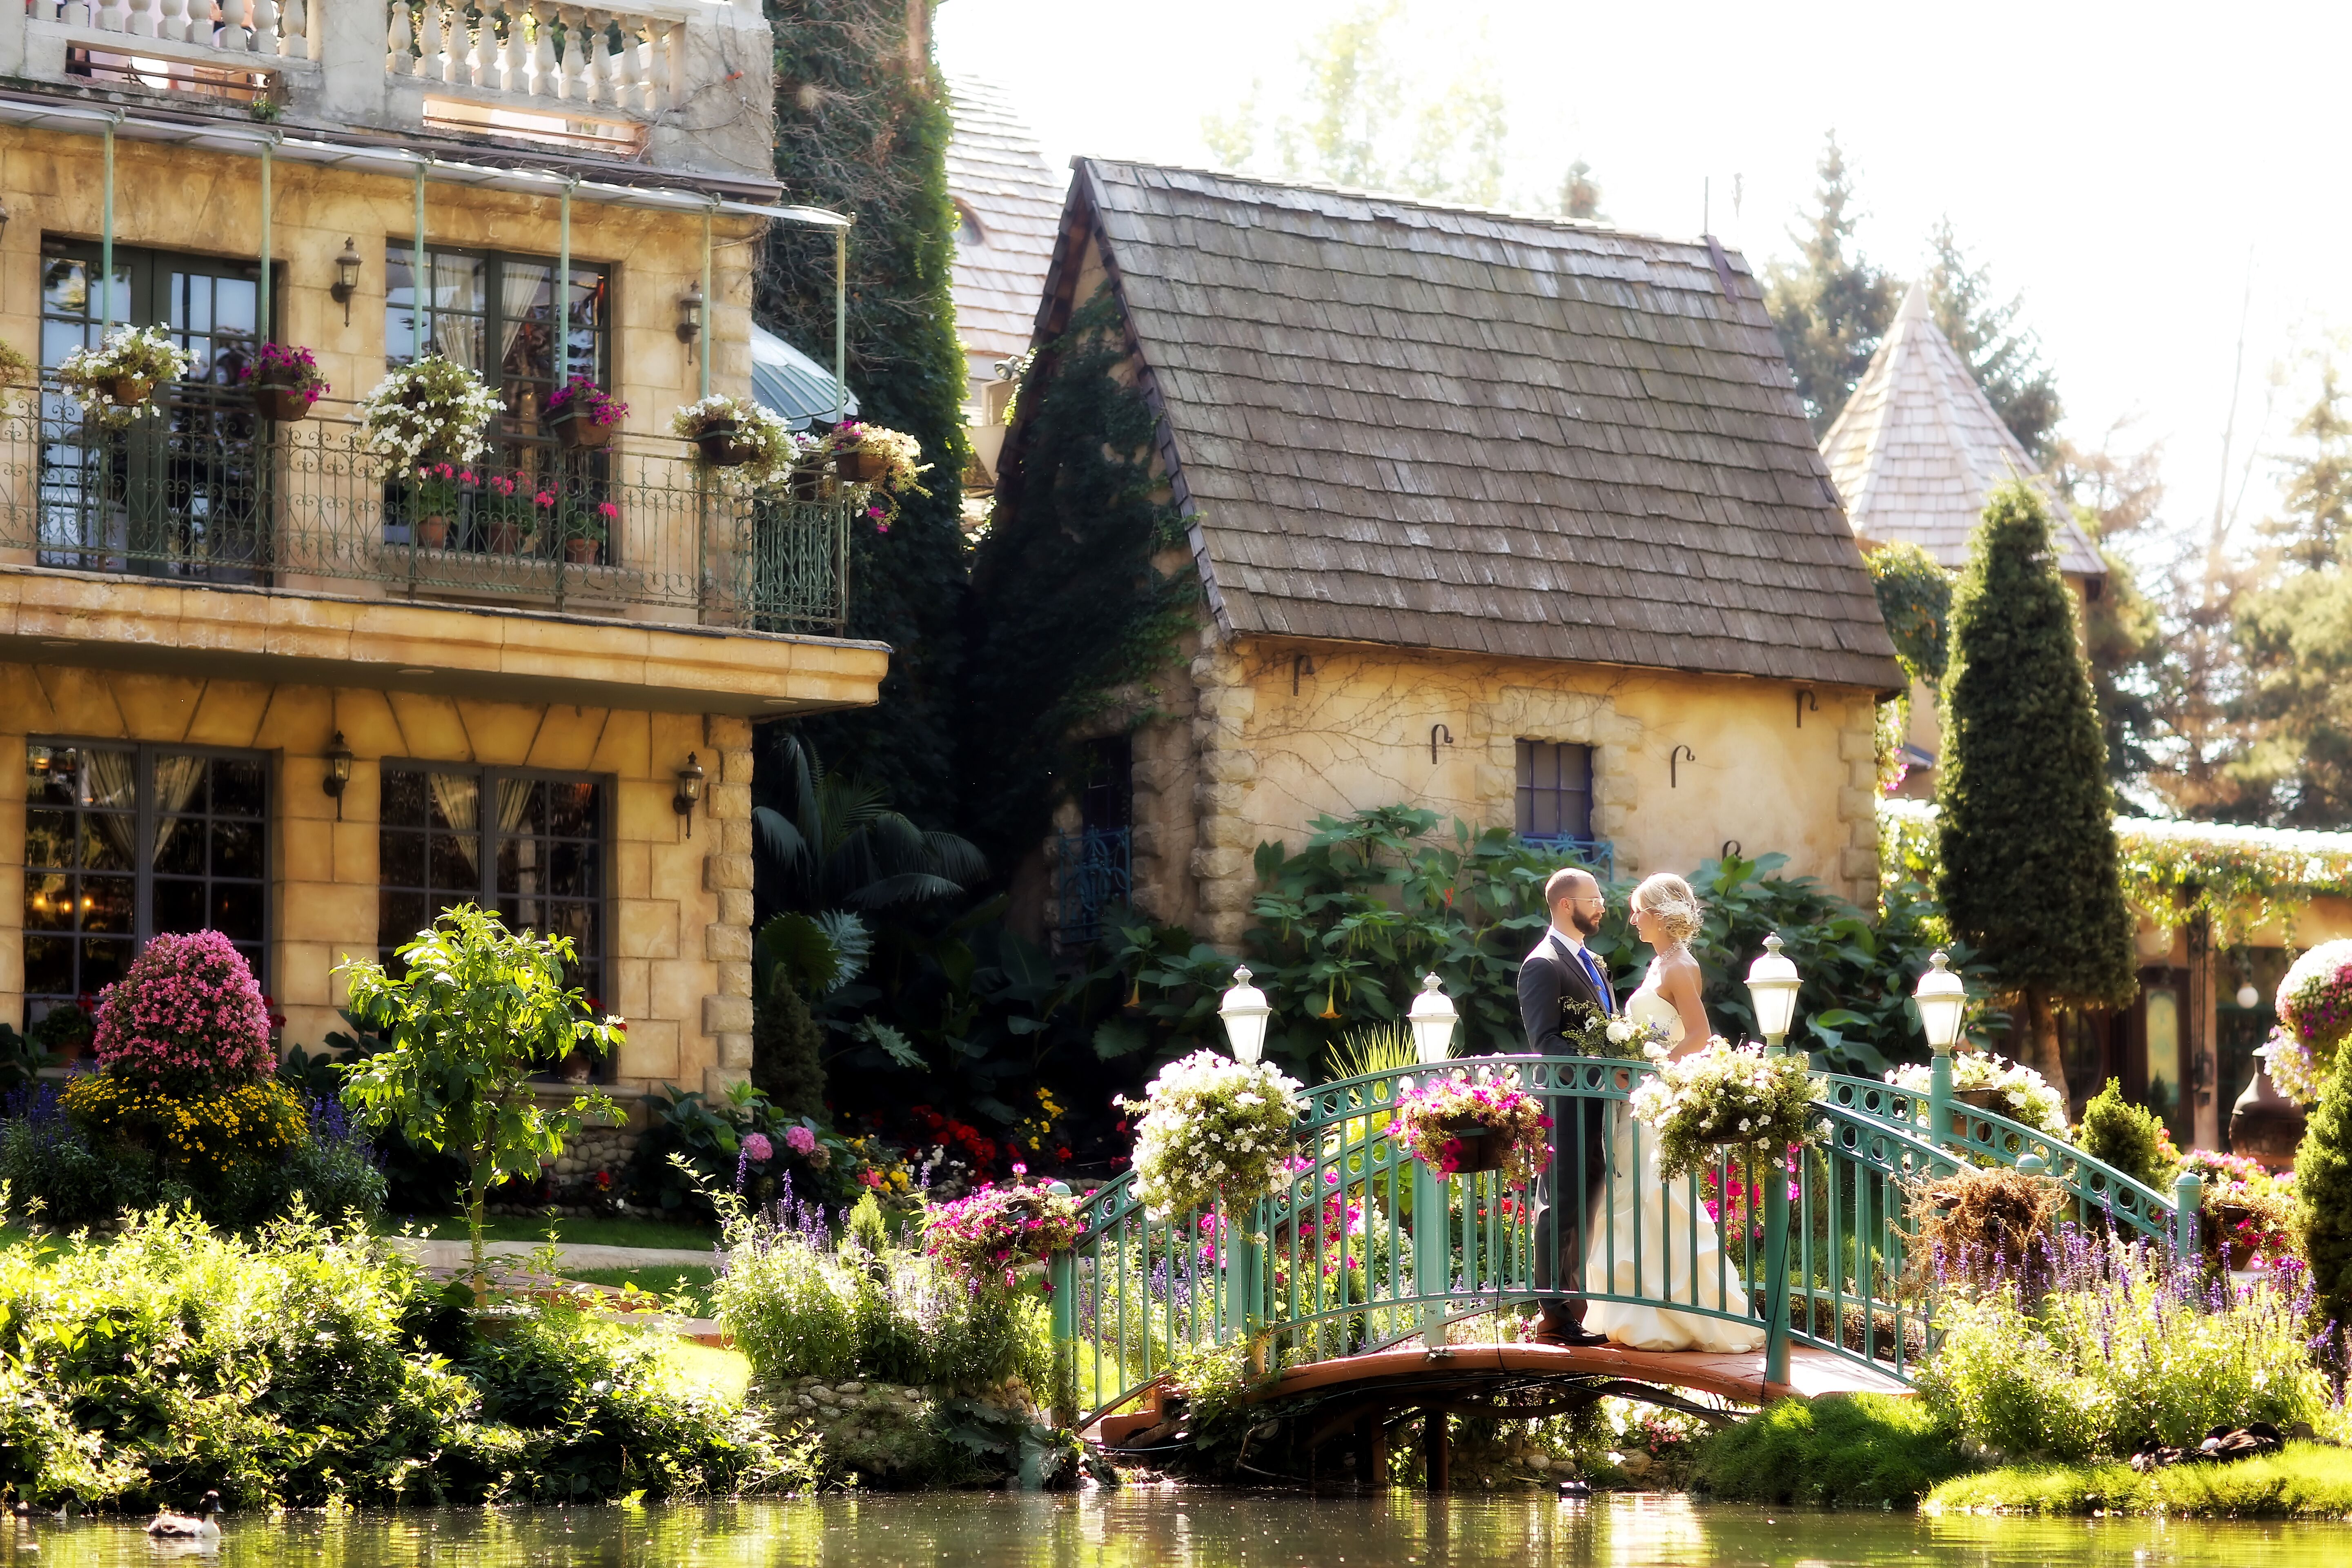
1437 1116 1509 1176
835 448 888 483
553 410 614 450
255 385 312 422
694 421 758 468
564 537 600 565
110 376 155 406
488 520 522 556
416 516 449 549
560 1052 593 1085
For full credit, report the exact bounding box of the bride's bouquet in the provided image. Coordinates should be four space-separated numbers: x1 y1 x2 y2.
1122 1049 1305 1219
1563 1001 1675 1062
1390 1064 1551 1188
1628 1036 1820 1183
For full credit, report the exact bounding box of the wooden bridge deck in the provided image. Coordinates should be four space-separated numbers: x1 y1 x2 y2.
1095 1340 1907 1448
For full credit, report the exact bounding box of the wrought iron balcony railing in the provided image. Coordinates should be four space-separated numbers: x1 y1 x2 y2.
0 405 848 636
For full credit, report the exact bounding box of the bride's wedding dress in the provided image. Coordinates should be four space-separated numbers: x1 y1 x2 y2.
1581 964 1767 1353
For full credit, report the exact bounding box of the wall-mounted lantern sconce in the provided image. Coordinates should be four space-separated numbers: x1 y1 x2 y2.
322 732 354 820
1795 689 1817 728
673 752 706 837
330 237 363 326
676 282 704 346
1429 722 1453 764
1670 744 1696 788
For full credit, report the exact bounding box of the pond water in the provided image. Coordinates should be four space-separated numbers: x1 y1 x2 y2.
2 1492 2347 1567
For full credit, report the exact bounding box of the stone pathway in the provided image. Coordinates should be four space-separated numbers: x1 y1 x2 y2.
386 1237 721 1272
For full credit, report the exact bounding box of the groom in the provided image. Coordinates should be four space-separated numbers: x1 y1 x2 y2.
1517 866 1615 1349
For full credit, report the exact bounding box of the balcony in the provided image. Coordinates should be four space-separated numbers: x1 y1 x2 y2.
4 0 774 179
0 404 849 636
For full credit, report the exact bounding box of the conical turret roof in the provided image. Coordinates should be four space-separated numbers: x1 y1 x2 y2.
1822 283 2102 577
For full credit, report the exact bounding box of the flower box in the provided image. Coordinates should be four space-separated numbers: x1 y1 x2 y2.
836 448 889 483
694 421 760 468
552 408 615 450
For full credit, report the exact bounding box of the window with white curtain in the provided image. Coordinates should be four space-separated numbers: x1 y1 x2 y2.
377 764 607 1008
382 243 611 438
22 740 267 1024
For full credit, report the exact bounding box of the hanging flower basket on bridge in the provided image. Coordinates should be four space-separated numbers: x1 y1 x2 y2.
1884 1050 2068 1137
1120 1048 1305 1220
1628 1036 1820 1184
922 1175 1084 1295
1391 1065 1550 1187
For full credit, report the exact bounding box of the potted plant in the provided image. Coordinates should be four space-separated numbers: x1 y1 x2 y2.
922 1174 1084 1295
356 354 503 472
559 496 616 565
1628 1036 1822 1184
28 999 96 1066
410 462 475 550
1884 1050 2068 1136
1120 1047 1305 1220
489 482 555 557
546 376 628 450
670 394 809 485
816 418 929 528
1391 1064 1552 1185
241 342 330 422
55 324 194 428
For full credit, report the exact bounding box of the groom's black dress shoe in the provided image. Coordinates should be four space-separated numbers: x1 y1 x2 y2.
1532 1322 1610 1349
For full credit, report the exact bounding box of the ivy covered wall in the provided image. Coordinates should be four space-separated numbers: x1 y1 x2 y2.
760 0 971 826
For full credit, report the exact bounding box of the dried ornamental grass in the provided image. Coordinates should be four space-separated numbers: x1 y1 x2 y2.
1903 1163 2065 1298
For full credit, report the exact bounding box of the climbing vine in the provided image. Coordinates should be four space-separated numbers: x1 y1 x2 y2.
758 0 971 826
1866 540 1953 688
963 288 1202 862
1882 799 2352 943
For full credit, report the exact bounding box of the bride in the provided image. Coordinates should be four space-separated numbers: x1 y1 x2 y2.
1582 873 1766 1353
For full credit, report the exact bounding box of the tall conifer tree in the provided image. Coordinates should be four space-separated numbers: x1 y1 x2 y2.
1764 132 1897 434
1935 480 2137 1094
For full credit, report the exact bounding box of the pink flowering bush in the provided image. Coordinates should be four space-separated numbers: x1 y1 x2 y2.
1390 1065 1551 1188
91 929 275 1088
920 1177 1083 1294
2277 940 2352 1062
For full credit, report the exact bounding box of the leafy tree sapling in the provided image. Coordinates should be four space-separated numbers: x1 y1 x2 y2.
337 904 623 1295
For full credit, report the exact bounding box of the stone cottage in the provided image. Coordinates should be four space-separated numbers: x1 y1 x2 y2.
1003 162 1904 951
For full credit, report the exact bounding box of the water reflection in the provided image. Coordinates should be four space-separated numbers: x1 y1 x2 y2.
0 1494 2343 1567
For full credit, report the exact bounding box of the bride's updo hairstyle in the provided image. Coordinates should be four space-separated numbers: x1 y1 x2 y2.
1632 873 1705 947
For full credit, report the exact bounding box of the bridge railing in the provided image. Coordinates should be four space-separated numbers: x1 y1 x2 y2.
1054 1054 2189 1425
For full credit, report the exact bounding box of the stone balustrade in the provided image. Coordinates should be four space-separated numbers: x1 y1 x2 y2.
2 0 774 179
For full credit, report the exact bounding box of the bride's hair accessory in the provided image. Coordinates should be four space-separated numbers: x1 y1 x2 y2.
1631 873 1704 946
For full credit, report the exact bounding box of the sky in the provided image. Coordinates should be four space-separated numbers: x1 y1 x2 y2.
934 0 2352 577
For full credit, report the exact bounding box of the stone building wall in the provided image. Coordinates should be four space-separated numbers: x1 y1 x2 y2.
0 663 750 1100
1107 632 1886 934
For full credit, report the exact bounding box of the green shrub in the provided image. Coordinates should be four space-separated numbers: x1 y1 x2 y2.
2296 1055 2352 1346
0 1207 797 1509
1916 1230 2333 1461
1695 1393 1969 1507
2076 1078 2176 1192
716 1212 1048 1396
1928 1443 2352 1517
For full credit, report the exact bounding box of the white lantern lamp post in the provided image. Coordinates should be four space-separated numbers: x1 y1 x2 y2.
1744 933 1802 1056
1915 949 1968 1145
1408 973 1459 1065
1218 966 1271 1065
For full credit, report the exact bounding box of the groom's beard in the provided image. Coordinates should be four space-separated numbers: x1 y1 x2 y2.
1569 908 1602 938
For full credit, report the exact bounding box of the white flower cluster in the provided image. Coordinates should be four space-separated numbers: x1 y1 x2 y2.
55 325 194 429
1127 1049 1305 1220
1884 1050 2068 1136
1629 1036 1821 1182
670 396 816 489
1604 1015 1675 1062
356 356 504 469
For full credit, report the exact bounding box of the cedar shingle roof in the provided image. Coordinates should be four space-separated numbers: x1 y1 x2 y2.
1038 160 1903 692
1822 283 2103 578
945 78 1066 366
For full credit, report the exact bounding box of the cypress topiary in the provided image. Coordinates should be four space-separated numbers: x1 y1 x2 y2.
2075 1078 2173 1192
752 979 828 1123
759 1 971 826
2294 1059 2352 1349
1935 479 2137 1095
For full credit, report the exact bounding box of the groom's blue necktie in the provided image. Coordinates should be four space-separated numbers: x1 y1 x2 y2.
1579 949 1612 1013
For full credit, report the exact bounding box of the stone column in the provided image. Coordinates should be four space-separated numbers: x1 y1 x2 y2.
1838 697 1882 905
1188 641 1258 950
700 715 756 1098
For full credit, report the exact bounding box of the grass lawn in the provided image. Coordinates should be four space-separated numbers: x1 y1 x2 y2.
1927 1443 2352 1517
376 1213 719 1250
644 1335 751 1405
568 1263 719 1296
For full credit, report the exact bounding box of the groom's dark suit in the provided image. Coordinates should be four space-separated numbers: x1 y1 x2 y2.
1517 930 1615 1333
